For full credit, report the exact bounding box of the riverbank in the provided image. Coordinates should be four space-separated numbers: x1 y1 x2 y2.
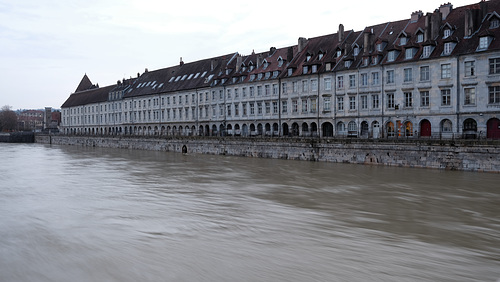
0 132 35 143
35 134 500 172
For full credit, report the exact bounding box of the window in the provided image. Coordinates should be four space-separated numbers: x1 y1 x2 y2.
302 80 308 92
441 64 451 79
404 92 413 107
265 85 270 96
441 89 451 106
361 95 368 109
404 68 413 82
337 76 344 88
444 29 451 38
489 58 500 74
282 101 288 113
465 61 475 77
292 100 298 112
405 48 413 59
273 84 278 95
489 86 500 104
349 96 356 110
464 88 476 105
354 47 360 56
303 66 309 74
422 45 432 58
273 101 278 114
443 42 453 55
420 91 430 107
479 37 490 49
386 70 394 84
337 96 344 111
311 99 317 113
293 82 298 92
420 66 430 81
417 33 424 43
250 86 255 97
372 72 379 85
345 61 352 68
324 78 332 91
491 18 500 28
387 93 395 108
281 83 287 95
349 75 356 88
250 103 255 115
324 97 331 111
400 37 407 45
361 73 368 86
388 51 396 62
265 102 271 114
257 86 262 96
311 79 318 92
257 102 262 114
372 94 379 109
312 65 318 73
301 99 308 113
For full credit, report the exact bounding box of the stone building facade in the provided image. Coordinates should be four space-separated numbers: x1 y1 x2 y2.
61 0 500 139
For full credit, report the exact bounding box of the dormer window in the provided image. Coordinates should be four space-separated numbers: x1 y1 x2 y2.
272 71 279 78
443 29 451 38
265 72 271 79
354 47 360 56
312 65 318 73
372 56 378 65
491 18 500 29
318 53 324 60
400 37 407 46
249 64 254 71
287 68 293 76
405 48 414 59
250 74 256 81
417 33 424 43
303 66 309 74
325 63 331 71
376 43 383 52
443 42 455 55
306 54 312 61
336 50 342 57
344 60 352 68
422 45 433 58
363 57 369 66
388 50 396 62
479 36 492 50
263 60 269 69
277 57 283 67
257 73 263 80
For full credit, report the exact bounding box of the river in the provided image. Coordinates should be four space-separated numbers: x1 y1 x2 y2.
0 143 499 282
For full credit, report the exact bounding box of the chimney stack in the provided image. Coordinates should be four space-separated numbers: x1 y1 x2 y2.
338 24 344 42
287 46 294 62
298 37 308 52
411 10 423 23
439 3 452 20
180 57 184 66
363 30 372 53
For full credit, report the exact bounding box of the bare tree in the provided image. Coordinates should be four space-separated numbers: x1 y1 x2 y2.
0 105 18 132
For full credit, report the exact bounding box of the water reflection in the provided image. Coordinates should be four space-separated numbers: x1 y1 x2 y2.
0 143 499 282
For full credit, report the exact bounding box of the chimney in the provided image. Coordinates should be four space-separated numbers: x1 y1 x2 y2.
425 11 441 41
298 37 308 52
269 47 276 55
287 46 294 62
180 57 184 66
211 59 216 71
363 30 372 53
257 54 263 68
439 3 452 20
144 68 148 73
338 24 344 42
236 55 242 72
411 10 423 23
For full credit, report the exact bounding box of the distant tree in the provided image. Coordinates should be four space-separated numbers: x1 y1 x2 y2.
0 105 18 132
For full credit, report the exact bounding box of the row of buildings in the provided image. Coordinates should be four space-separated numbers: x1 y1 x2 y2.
61 0 500 139
17 108 60 132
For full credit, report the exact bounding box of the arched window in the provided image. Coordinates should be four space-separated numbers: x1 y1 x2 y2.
387 122 395 137
441 119 453 132
404 121 413 137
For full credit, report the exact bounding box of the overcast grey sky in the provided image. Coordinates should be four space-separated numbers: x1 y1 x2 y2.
0 0 474 110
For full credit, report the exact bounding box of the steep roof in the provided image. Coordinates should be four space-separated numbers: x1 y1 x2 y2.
74 74 94 93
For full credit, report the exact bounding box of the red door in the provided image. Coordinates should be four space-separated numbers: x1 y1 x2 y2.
487 118 500 139
420 119 431 137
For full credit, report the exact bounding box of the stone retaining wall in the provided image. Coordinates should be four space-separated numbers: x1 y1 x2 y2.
35 135 500 172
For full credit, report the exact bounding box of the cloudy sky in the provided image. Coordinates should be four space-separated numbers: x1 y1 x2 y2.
0 0 474 110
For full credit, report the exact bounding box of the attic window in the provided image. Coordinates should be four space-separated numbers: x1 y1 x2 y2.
265 72 271 79
376 43 383 52
388 51 396 62
201 71 207 77
158 83 164 88
312 65 318 73
175 76 181 82
336 50 342 57
417 33 424 43
479 36 492 50
287 68 293 76
318 53 324 60
444 29 451 38
354 47 359 56
188 74 194 79
306 54 312 61
250 74 256 81
491 18 500 29
169 77 175 82
400 37 407 46
443 42 454 55
405 48 414 59
146 81 151 87
194 72 200 78
272 71 279 78
278 57 283 67
344 61 351 68
263 61 269 69
181 74 188 80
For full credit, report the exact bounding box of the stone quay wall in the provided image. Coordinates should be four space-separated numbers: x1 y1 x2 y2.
35 135 500 172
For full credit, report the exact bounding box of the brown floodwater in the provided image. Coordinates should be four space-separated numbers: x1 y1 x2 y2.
0 143 499 282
